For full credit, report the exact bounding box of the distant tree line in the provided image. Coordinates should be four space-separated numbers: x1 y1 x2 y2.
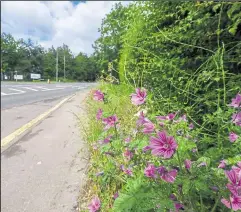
1 33 98 81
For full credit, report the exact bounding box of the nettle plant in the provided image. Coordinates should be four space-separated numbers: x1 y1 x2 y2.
88 87 241 212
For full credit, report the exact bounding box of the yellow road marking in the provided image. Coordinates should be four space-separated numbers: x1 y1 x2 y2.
1 94 75 148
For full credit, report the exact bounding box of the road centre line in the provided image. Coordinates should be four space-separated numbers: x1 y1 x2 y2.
35 86 65 91
8 88 26 93
21 87 38 91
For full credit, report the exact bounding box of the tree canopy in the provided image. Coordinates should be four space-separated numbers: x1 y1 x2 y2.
1 33 98 81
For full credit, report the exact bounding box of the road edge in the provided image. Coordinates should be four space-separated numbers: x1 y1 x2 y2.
1 93 76 153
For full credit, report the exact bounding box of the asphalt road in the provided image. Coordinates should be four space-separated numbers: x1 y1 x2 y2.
1 81 95 109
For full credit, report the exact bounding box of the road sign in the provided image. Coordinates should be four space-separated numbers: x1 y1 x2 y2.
30 73 41 79
14 75 23 80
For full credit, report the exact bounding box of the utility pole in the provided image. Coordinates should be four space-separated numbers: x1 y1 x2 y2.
64 52 66 80
56 48 58 82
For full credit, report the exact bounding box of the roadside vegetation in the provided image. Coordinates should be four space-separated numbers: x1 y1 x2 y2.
83 1 241 212
1 34 98 81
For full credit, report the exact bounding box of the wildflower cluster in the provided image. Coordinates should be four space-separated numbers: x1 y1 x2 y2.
87 88 241 212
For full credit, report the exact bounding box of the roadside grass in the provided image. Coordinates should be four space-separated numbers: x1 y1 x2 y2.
79 79 240 212
79 81 138 211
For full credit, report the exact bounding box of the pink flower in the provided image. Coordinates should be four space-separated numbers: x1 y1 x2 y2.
232 112 241 127
159 122 165 127
238 162 241 168
102 115 118 130
93 90 104 101
184 159 192 170
174 203 184 212
197 162 207 167
221 196 241 211
142 121 155 134
149 131 178 158
124 168 133 176
156 113 176 121
136 111 149 126
143 145 151 152
170 194 177 201
167 113 176 120
189 123 194 130
218 160 226 169
96 109 103 120
179 114 187 122
228 93 241 108
88 196 101 212
229 132 239 142
224 166 241 197
123 149 133 161
130 88 147 105
113 192 119 200
102 135 112 144
144 164 156 178
157 166 178 183
156 115 167 121
124 137 131 143
227 184 241 196
225 169 241 186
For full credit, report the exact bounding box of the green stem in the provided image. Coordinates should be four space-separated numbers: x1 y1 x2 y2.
176 150 183 172
114 123 118 140
211 193 221 212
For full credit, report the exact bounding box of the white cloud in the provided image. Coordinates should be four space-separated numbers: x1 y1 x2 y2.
1 1 130 56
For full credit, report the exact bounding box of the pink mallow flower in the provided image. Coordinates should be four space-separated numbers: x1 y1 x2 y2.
225 169 241 187
130 88 147 105
232 112 241 127
157 166 178 183
93 90 104 101
221 196 241 211
123 149 133 161
229 132 239 143
156 113 176 121
228 93 241 108
184 159 192 170
102 135 112 144
124 168 133 176
102 115 118 130
124 137 131 143
96 109 103 120
189 123 194 130
136 111 149 126
143 145 151 152
113 192 119 200
144 164 156 178
179 114 187 122
88 196 101 212
218 160 226 169
142 120 155 134
174 203 184 212
149 131 178 159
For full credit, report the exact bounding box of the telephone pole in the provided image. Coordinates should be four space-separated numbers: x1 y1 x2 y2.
64 53 66 80
56 49 58 82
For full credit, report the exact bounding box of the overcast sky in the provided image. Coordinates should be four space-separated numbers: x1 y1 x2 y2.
1 1 129 56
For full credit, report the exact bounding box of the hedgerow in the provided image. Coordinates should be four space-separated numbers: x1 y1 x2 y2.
84 1 241 212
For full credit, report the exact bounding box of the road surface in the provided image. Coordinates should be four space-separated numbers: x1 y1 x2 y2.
1 81 95 109
1 91 90 212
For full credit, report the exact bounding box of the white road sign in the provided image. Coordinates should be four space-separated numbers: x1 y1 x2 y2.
30 73 41 79
14 75 23 80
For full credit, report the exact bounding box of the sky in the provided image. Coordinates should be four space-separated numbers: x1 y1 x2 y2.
1 1 130 56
